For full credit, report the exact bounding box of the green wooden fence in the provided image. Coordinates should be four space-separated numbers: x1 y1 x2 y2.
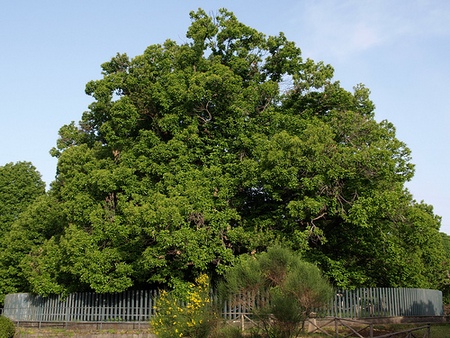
3 287 443 323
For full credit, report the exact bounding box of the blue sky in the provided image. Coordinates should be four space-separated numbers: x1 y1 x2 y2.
1 1 449 233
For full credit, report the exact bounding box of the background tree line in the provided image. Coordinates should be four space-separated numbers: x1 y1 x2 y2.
1 8 449 304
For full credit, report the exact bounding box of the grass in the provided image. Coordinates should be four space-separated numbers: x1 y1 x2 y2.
428 323 450 338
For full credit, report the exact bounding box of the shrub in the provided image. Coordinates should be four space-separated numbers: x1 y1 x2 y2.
221 246 334 338
151 274 219 338
0 316 15 338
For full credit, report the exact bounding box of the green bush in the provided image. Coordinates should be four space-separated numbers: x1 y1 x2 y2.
221 246 334 338
0 316 15 338
151 274 219 338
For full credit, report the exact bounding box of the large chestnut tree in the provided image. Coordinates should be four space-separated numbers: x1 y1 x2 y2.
3 9 445 297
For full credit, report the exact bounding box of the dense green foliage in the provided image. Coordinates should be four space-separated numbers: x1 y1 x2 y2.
0 9 447 298
0 162 45 233
440 233 450 302
0 162 46 302
0 315 15 338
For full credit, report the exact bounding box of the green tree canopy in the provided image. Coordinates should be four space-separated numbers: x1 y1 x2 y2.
0 161 45 232
6 8 445 296
0 161 46 302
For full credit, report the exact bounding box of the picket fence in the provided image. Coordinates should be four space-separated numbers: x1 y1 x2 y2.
3 287 443 323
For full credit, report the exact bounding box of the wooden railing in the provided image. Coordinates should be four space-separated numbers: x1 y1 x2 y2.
305 317 431 338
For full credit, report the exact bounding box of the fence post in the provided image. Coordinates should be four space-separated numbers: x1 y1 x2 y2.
65 295 69 329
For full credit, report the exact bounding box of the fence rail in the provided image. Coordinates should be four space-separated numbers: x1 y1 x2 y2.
3 287 443 323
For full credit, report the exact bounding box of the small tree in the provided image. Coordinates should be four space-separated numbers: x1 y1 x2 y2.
221 246 333 338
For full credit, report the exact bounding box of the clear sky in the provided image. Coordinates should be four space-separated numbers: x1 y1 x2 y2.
1 1 449 233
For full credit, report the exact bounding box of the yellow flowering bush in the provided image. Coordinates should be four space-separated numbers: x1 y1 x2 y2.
151 274 218 338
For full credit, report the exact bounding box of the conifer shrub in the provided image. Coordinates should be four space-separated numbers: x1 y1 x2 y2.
220 246 334 338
